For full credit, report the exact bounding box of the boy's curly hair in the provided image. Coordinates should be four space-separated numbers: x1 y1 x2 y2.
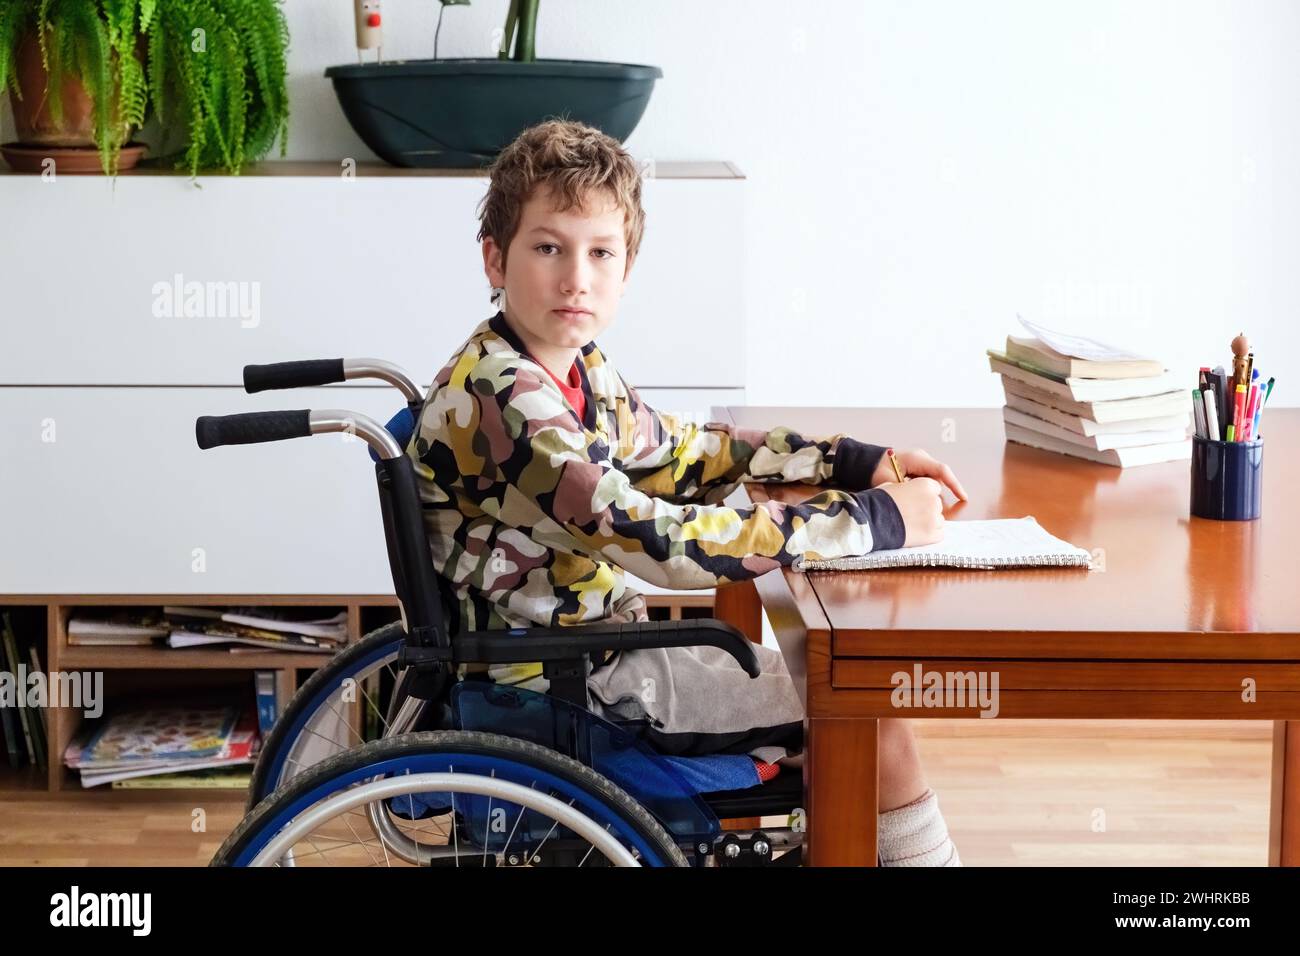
476 119 646 278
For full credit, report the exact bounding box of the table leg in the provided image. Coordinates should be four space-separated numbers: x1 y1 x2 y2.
807 716 879 866
1269 720 1300 866
713 579 763 647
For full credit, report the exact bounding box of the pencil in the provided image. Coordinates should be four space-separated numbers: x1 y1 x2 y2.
887 448 906 483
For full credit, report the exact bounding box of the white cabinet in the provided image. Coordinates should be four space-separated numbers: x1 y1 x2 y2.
0 385 742 595
0 164 745 390
0 386 399 594
0 163 747 596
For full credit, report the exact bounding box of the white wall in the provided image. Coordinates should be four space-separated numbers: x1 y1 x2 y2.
8 0 1298 407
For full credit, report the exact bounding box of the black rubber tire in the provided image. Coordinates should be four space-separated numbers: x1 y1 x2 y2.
247 620 406 810
215 730 690 867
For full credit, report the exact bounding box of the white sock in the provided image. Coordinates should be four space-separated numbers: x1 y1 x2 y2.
878 787 962 867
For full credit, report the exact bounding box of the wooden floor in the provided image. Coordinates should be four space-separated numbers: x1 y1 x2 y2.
0 720 1273 866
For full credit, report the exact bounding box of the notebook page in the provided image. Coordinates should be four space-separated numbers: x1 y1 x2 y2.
793 517 1093 571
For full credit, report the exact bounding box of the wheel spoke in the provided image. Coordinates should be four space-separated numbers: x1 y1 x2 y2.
357 681 391 737
342 814 383 867
482 770 495 867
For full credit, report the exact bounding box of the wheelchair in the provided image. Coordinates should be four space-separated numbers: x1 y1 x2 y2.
195 358 807 867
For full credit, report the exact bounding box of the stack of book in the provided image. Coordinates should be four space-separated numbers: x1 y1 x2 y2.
988 319 1192 467
163 606 346 654
66 612 170 647
65 607 346 654
64 701 259 788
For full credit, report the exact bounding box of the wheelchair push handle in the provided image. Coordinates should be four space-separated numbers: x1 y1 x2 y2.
196 408 405 459
243 357 424 405
244 359 345 393
195 410 311 449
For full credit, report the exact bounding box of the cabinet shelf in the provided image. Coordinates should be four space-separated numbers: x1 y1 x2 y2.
0 591 714 795
0 159 745 180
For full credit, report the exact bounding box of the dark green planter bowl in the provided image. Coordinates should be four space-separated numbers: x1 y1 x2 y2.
324 58 663 168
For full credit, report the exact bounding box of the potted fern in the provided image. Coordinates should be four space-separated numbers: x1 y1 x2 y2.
325 0 661 168
0 0 291 176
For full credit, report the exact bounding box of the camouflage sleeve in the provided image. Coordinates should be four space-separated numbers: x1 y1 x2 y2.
438 358 906 590
617 376 892 505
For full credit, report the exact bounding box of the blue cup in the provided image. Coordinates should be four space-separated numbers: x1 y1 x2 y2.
1190 435 1263 520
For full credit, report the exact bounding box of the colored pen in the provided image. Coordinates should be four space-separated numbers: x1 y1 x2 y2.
1243 384 1259 441
1230 383 1247 442
1192 389 1207 438
1255 376 1275 439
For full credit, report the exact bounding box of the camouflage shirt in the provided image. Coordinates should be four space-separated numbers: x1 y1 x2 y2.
409 311 904 689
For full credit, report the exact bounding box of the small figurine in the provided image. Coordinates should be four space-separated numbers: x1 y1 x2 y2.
355 0 383 63
1231 332 1250 388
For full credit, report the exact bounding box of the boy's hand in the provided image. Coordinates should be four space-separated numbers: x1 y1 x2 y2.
878 477 946 547
870 447 969 502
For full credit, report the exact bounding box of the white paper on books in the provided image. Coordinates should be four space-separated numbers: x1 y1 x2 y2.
1017 314 1151 362
793 517 1093 572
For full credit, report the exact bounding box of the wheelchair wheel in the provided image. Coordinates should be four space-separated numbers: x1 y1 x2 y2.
249 620 411 809
214 731 689 867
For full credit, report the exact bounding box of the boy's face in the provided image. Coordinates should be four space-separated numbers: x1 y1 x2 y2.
483 184 632 372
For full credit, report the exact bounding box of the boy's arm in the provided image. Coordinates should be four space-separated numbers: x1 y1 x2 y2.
418 360 906 591
616 376 891 504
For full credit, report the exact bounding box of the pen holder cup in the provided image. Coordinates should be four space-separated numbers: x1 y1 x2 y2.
1190 435 1263 521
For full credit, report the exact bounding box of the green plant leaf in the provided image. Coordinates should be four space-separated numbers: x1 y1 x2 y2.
0 0 289 177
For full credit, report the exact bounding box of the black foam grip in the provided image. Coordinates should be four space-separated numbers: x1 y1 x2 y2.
243 359 345 393
195 410 312 450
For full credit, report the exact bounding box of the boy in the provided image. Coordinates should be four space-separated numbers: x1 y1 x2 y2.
409 119 967 865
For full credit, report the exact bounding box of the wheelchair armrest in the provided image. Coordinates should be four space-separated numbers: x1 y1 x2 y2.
400 619 761 678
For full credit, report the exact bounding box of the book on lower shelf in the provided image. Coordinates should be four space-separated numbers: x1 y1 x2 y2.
64 700 261 788
111 766 253 790
990 316 1191 468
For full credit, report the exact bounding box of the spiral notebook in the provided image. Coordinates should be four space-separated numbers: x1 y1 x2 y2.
792 517 1094 572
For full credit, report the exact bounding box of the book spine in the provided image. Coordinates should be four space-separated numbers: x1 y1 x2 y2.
1 616 37 765
0 617 23 768
254 671 278 736
793 553 1094 572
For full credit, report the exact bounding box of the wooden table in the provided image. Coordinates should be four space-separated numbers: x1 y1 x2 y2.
714 406 1300 866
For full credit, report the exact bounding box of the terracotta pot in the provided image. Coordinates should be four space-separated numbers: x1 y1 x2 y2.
8 27 133 147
